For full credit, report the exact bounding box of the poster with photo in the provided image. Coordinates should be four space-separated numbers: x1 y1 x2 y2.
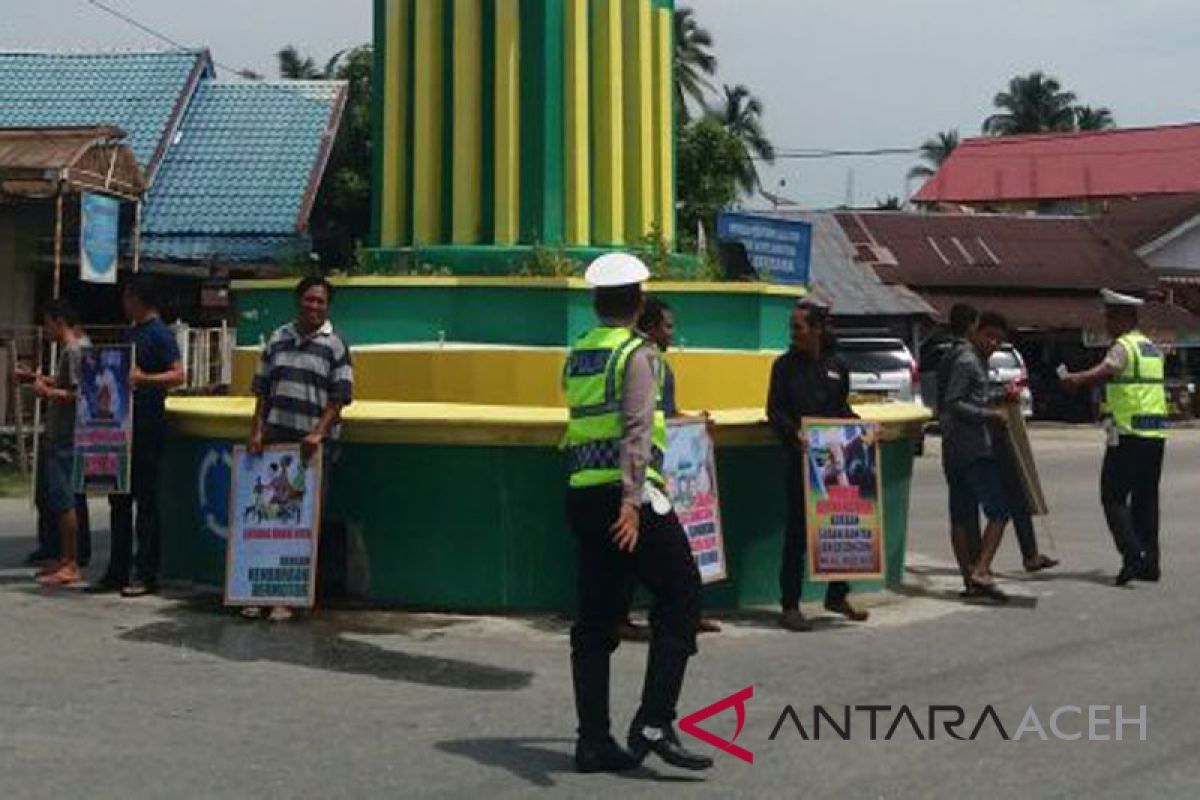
225 444 323 608
801 419 885 582
73 345 133 494
665 418 727 583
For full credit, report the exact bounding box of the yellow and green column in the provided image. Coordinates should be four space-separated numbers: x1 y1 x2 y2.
371 0 676 269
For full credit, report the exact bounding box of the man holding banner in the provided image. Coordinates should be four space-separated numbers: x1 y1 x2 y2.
767 299 870 632
92 277 185 597
244 276 354 621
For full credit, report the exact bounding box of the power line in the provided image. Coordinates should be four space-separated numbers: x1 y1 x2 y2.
81 0 262 79
763 146 922 161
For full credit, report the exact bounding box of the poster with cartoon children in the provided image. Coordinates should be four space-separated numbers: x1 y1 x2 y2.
225 444 323 607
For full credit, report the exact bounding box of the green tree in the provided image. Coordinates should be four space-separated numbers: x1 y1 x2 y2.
1075 105 1115 131
276 45 346 80
676 117 746 243
907 129 959 180
673 7 718 123
875 196 902 210
984 71 1078 135
711 84 775 193
277 45 371 269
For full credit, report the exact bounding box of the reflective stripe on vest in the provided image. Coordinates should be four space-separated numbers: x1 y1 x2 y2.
1105 331 1168 439
563 327 667 489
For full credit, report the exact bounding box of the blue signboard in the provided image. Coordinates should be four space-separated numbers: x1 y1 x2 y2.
80 192 120 284
716 211 812 285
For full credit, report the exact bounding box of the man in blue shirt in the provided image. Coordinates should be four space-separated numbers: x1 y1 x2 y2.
90 276 185 596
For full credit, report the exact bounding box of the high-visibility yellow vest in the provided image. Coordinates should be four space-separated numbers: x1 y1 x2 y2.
562 326 666 489
1106 330 1168 439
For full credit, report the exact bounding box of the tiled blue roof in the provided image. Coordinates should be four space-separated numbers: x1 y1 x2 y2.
141 234 310 263
142 81 345 241
0 50 208 168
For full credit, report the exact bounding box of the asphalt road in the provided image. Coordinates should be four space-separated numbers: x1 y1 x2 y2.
1 427 1198 799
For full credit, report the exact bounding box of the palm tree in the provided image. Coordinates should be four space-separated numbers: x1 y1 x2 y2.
983 71 1077 135
277 45 347 80
673 7 718 123
711 84 774 193
1075 105 1116 131
907 129 960 180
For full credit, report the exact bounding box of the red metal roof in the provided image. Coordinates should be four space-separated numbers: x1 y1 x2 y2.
913 123 1200 204
834 211 1154 292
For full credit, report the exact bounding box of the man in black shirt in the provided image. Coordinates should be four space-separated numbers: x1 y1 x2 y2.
767 301 870 632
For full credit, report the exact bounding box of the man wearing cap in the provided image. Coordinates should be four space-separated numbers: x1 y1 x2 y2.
1062 290 1168 585
562 254 711 774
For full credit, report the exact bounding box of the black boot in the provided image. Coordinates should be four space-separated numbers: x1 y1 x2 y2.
627 647 713 771
573 650 637 772
627 718 713 771
575 736 639 774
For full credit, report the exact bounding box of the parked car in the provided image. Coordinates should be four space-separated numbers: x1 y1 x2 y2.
919 340 1033 419
988 344 1034 419
836 338 922 404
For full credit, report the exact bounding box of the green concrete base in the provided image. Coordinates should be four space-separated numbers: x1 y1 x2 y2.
233 277 804 350
161 434 915 612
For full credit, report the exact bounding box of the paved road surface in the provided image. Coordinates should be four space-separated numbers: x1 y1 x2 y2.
1 427 1197 798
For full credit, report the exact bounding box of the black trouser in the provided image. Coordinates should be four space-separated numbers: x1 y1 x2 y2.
1101 436 1165 574
994 437 1039 562
37 497 91 563
106 420 166 586
568 484 701 741
781 462 849 610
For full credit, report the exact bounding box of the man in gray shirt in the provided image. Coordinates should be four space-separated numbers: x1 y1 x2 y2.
941 311 1015 597
15 299 88 587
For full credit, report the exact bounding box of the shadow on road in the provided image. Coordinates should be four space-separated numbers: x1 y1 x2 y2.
891 579 1039 609
435 737 706 788
118 597 534 692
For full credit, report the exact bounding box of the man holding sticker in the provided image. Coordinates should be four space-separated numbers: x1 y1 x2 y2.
563 254 711 774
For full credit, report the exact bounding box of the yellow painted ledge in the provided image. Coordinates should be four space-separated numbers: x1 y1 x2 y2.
230 276 808 297
231 346 782 410
166 397 929 447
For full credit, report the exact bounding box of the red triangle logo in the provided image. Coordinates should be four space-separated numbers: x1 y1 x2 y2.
678 685 754 764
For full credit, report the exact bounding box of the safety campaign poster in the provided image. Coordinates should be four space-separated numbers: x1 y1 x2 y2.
801 419 885 581
73 345 133 494
225 444 323 608
665 418 727 583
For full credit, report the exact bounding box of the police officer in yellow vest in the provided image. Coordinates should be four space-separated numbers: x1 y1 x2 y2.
1062 289 1168 586
564 253 710 774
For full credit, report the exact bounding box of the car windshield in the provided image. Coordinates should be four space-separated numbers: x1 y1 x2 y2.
837 347 911 373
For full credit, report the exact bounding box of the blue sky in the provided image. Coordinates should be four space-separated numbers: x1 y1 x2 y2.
7 0 1200 209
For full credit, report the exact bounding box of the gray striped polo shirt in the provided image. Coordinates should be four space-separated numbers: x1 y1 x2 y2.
251 321 354 440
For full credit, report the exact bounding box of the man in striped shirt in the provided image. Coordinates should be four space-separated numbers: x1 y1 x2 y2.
247 276 353 621
250 276 354 459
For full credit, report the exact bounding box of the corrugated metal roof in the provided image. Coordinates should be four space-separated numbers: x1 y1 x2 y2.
922 291 1200 337
1097 193 1200 250
141 80 346 239
834 211 1155 292
763 211 933 317
0 50 210 170
913 123 1200 204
